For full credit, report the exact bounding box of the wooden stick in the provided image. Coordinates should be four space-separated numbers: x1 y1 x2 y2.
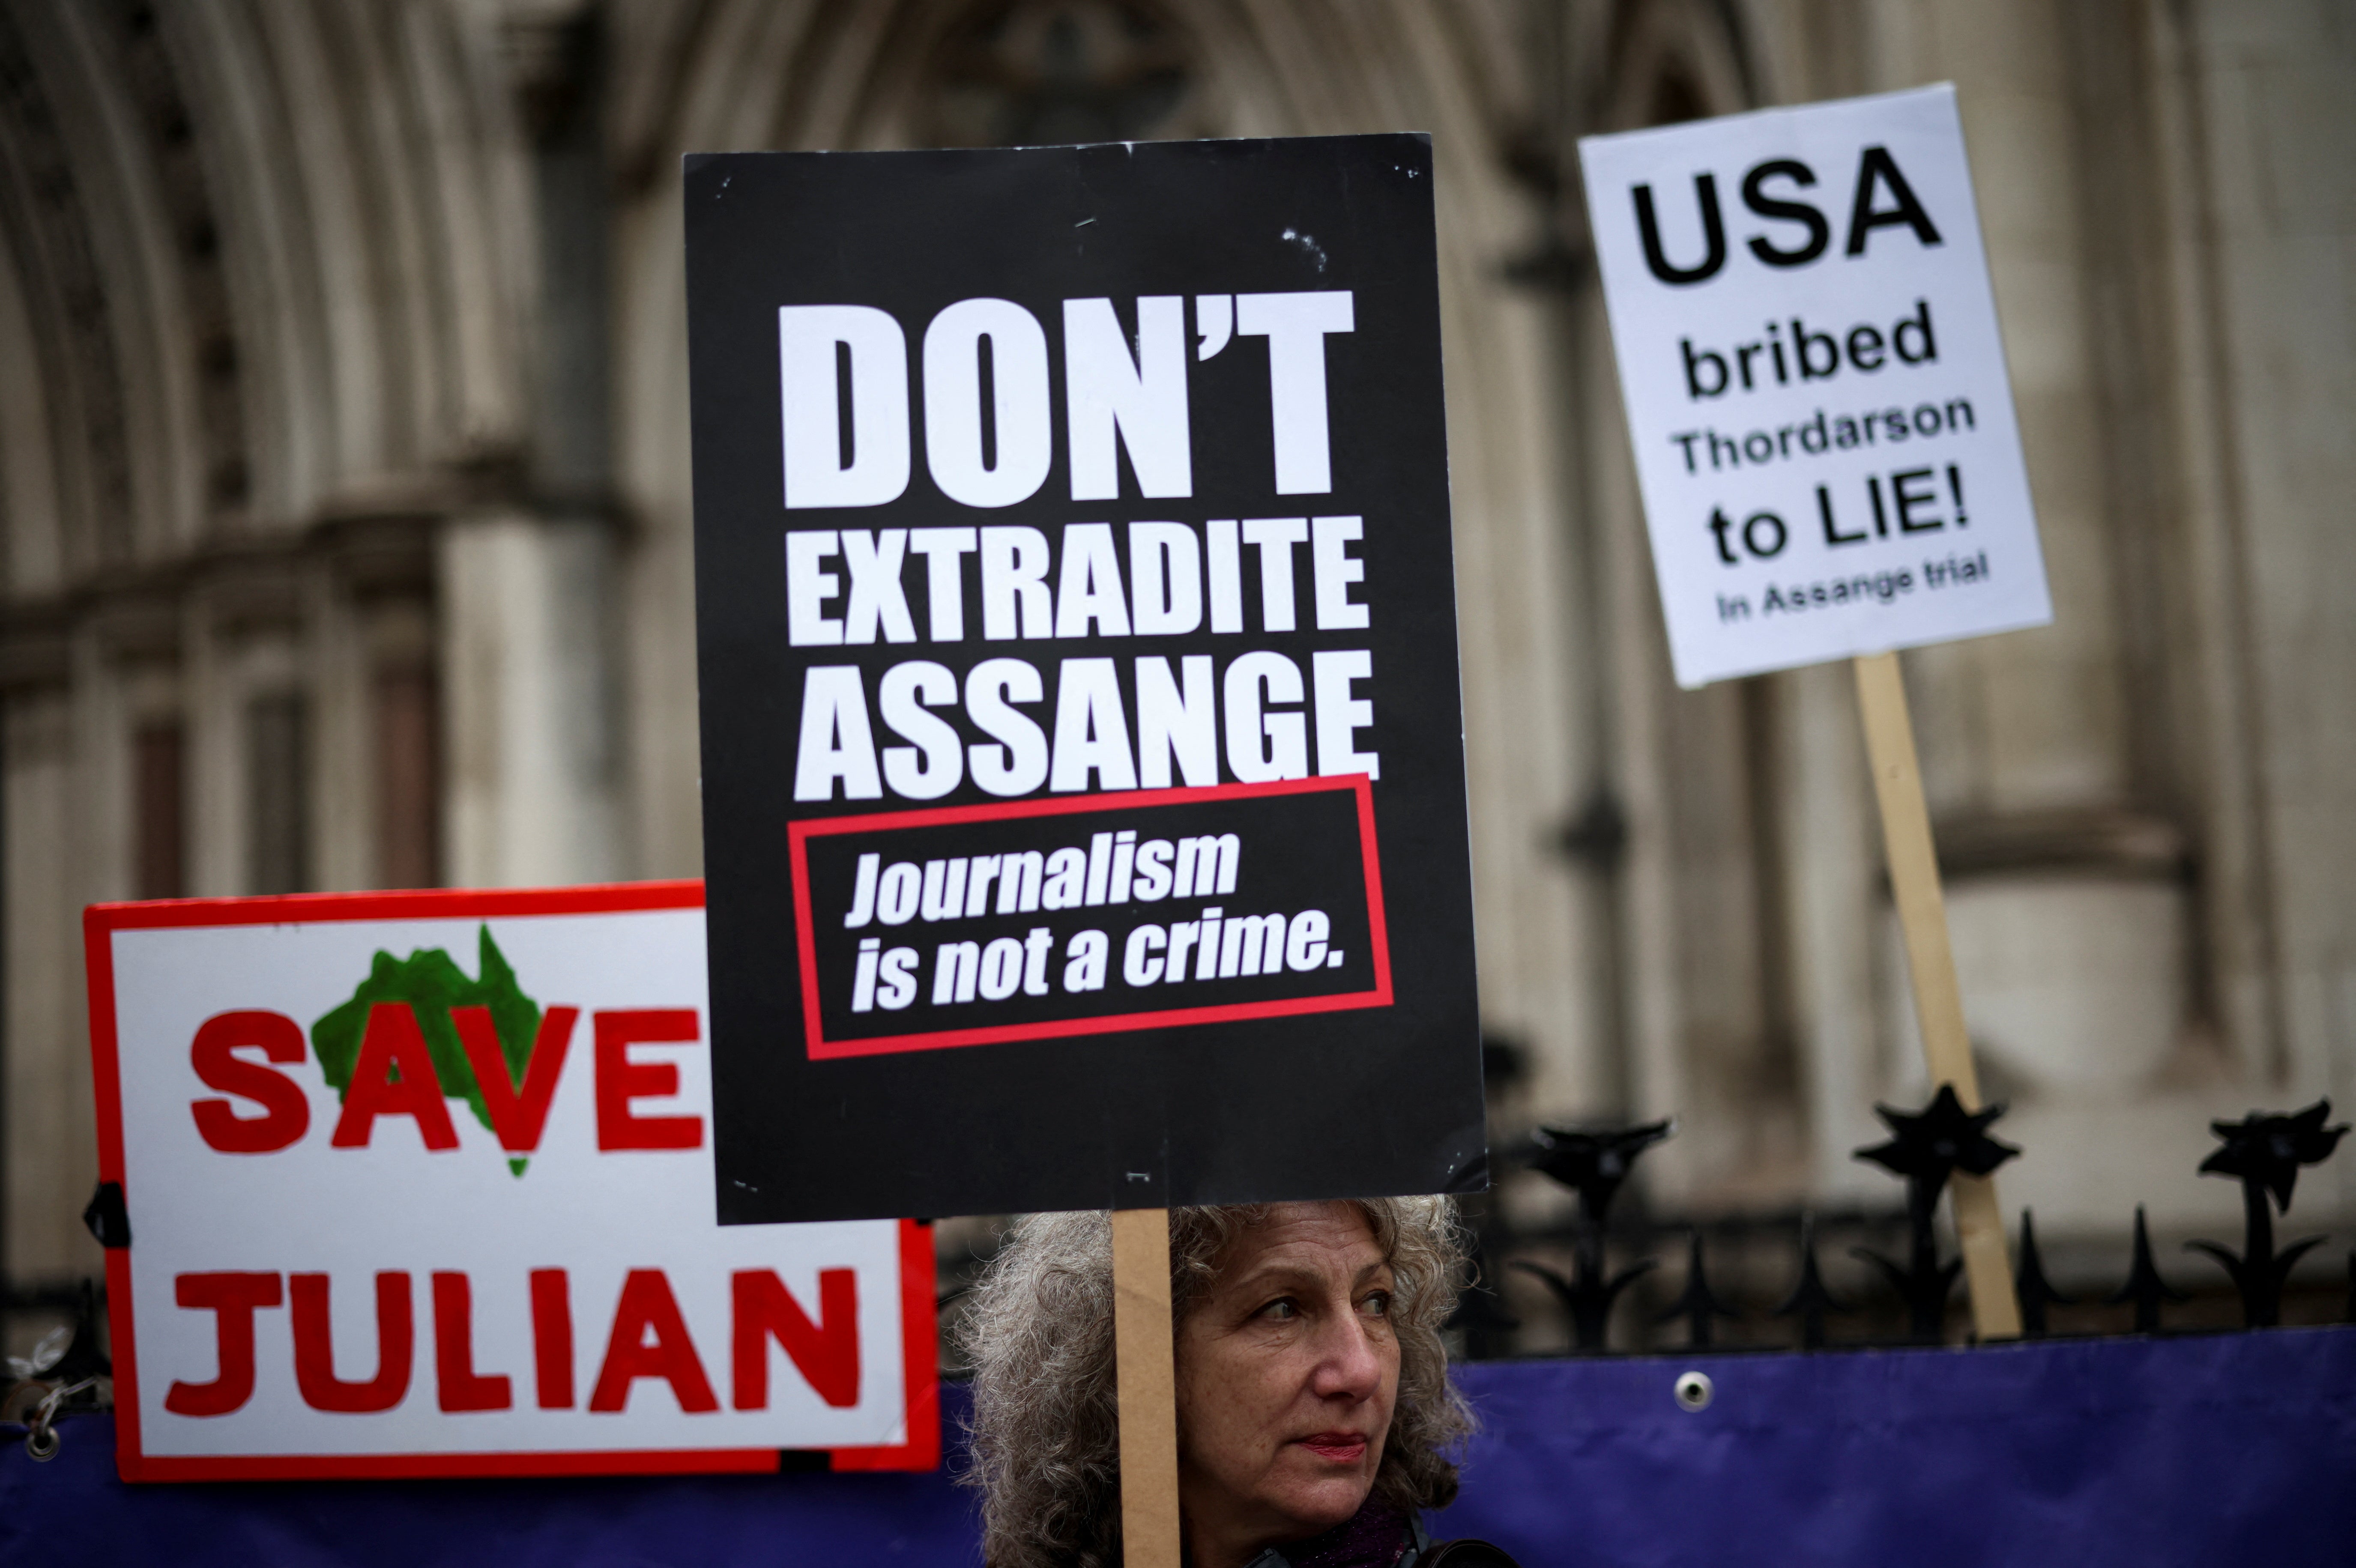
1852 652 2022 1340
1112 1206 1181 1568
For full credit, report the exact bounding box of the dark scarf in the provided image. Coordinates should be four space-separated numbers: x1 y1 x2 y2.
1240 1500 1417 1568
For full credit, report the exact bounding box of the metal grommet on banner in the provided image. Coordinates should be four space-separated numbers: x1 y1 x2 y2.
20 1376 96 1462
1673 1370 1713 1413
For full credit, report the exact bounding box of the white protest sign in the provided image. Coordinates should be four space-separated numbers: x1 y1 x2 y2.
1581 84 2051 688
85 883 935 1481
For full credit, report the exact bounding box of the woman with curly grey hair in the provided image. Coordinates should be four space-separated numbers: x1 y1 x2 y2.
958 1197 1517 1568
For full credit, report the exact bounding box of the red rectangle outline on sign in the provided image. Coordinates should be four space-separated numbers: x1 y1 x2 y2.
786 774 1393 1061
80 879 939 1482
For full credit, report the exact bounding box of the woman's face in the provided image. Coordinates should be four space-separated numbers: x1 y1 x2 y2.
1173 1203 1400 1566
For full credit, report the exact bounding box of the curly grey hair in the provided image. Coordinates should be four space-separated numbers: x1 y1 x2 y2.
957 1198 1475 1568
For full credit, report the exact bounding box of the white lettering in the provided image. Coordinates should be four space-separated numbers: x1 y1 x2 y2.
792 666 880 800
1064 297 1192 501
1136 655 1217 789
1235 291 1354 495
840 529 917 644
924 299 1052 508
1223 651 1308 781
785 531 843 647
1128 522 1202 636
965 657 1049 796
1241 517 1308 632
779 305 909 509
980 526 1052 639
907 527 977 641
1310 516 1369 630
1050 658 1138 792
879 661 963 799
1312 650 1379 780
1055 523 1132 638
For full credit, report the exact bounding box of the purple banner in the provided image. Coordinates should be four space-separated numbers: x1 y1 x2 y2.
6 1327 2350 1565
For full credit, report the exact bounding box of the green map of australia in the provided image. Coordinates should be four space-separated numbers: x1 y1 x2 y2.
311 925 544 1175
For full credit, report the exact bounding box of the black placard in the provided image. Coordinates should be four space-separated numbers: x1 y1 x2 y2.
686 135 1483 1223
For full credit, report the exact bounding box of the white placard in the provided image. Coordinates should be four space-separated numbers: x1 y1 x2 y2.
86 884 934 1481
1580 84 2051 687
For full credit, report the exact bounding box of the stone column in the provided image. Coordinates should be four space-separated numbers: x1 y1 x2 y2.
438 511 622 889
1 681 100 1284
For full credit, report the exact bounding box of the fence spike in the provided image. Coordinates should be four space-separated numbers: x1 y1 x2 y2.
2110 1205 2186 1333
1773 1213 1849 1350
2015 1209 2072 1338
1656 1231 1740 1348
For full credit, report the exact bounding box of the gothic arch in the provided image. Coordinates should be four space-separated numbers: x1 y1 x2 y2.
0 3 541 579
1596 0 1752 132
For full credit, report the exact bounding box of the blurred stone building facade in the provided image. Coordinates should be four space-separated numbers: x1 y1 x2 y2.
2 0 2350 1309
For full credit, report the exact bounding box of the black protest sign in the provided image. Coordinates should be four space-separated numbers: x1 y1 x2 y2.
686 136 1482 1225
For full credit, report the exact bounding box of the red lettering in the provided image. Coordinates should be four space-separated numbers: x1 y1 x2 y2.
165 1272 282 1417
290 1272 413 1413
530 1268 574 1409
451 1004 578 1152
331 1003 459 1151
587 1269 718 1414
189 1011 311 1154
731 1268 860 1409
431 1272 512 1412
594 1010 703 1151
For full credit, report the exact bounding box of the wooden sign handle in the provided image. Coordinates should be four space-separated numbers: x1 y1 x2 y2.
1853 652 2022 1340
1112 1207 1181 1568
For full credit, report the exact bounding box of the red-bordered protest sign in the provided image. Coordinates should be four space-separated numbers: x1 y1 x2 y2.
787 775 1393 1060
84 882 936 1482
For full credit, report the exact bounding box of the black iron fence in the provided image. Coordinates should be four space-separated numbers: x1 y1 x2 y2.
7 1095 2348 1461
1447 1096 2352 1359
